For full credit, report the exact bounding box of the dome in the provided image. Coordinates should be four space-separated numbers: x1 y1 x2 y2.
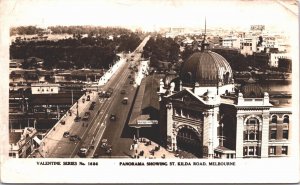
241 83 264 98
180 51 233 86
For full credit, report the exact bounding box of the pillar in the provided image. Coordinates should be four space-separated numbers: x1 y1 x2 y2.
236 113 244 158
261 112 270 158
203 110 214 159
166 103 174 151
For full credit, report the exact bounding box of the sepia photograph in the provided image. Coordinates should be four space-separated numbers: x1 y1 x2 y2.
1 0 299 183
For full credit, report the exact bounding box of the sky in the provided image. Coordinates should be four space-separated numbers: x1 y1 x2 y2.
1 0 298 32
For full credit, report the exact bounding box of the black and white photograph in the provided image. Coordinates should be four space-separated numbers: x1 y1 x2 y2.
0 0 299 183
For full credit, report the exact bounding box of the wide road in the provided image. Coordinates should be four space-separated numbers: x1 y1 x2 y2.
39 36 149 158
86 37 150 158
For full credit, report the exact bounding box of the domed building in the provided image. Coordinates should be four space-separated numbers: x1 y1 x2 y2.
158 47 292 159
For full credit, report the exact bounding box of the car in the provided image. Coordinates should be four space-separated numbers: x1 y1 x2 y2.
120 90 126 94
104 91 112 98
110 114 116 121
129 80 134 84
83 112 90 120
74 116 81 122
78 147 88 157
63 131 70 138
101 139 108 148
89 102 95 110
122 97 128 104
69 135 81 141
128 75 131 79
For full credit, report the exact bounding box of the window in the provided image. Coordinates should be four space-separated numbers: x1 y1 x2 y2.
245 118 259 141
270 130 277 140
174 108 181 116
42 89 44 92
243 147 247 156
51 88 53 92
271 115 277 124
283 115 289 124
249 131 255 140
243 131 247 140
9 152 16 158
282 146 288 155
255 147 260 156
248 146 254 155
269 146 276 155
283 130 288 139
182 109 188 118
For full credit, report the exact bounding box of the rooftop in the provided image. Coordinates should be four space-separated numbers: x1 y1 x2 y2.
129 75 161 126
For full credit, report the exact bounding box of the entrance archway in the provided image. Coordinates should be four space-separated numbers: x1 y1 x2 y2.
176 126 202 157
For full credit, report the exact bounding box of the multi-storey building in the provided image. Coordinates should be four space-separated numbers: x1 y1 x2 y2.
221 36 240 49
158 47 291 159
240 37 257 56
9 127 38 158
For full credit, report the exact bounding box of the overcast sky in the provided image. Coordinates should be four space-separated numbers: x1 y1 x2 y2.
2 0 298 31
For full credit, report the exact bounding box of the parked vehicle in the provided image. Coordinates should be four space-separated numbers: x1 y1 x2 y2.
110 114 116 121
63 131 70 138
122 97 128 104
69 135 81 141
82 112 90 120
78 147 88 157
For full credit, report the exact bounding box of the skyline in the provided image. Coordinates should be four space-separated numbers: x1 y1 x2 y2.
2 0 298 32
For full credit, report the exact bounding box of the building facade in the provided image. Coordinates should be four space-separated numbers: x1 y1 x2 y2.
159 49 291 159
31 83 60 94
9 127 38 158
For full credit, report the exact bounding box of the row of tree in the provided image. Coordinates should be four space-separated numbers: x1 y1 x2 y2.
10 33 141 69
10 26 44 36
142 35 180 69
10 25 139 37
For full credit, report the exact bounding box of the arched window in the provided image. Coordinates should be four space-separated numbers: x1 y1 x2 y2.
283 115 289 124
244 118 260 141
271 115 278 124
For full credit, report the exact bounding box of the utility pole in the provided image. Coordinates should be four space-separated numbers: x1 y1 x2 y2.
71 89 73 105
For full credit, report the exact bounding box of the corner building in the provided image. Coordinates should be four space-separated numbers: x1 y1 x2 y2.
158 50 291 159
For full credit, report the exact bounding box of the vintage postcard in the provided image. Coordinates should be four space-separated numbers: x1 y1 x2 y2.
0 0 299 183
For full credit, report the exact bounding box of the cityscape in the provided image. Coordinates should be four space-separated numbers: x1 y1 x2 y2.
7 0 297 159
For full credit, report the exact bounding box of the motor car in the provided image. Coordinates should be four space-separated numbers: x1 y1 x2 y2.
63 131 70 138
74 116 81 122
78 147 88 157
122 97 128 104
83 112 90 120
69 135 81 141
129 80 134 84
120 90 126 94
101 139 108 148
110 114 116 121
